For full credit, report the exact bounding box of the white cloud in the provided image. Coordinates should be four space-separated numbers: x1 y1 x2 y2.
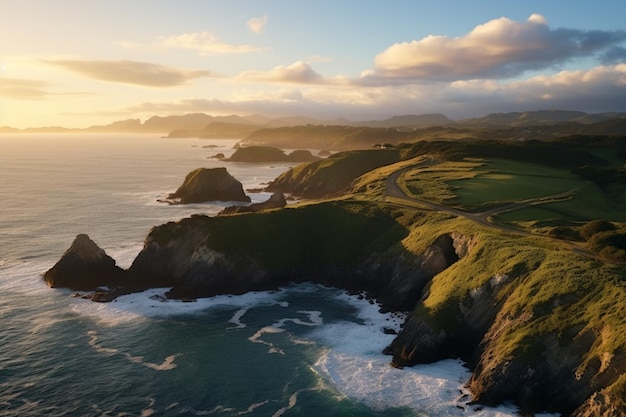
0 76 93 100
158 32 265 55
118 64 626 120
247 15 269 34
238 61 325 84
366 14 626 82
43 59 212 87
0 77 51 99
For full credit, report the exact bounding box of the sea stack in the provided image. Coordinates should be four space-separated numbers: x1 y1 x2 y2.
166 167 251 204
42 234 126 291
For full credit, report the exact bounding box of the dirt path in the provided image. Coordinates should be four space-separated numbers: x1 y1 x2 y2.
383 157 600 259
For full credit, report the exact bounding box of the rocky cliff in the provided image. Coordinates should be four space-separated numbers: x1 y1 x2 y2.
125 202 463 308
44 201 626 416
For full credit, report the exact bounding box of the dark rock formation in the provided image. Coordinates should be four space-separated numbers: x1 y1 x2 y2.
285 149 320 162
42 234 126 291
43 201 626 416
122 202 463 308
218 191 286 215
165 167 250 204
227 146 320 163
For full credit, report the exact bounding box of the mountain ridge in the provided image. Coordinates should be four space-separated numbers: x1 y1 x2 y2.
3 110 625 135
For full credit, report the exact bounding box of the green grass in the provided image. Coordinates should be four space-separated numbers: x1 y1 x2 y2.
412 215 626 369
449 159 581 210
496 183 626 224
401 160 482 205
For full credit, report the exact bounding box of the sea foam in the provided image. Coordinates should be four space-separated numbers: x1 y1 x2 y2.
309 289 558 417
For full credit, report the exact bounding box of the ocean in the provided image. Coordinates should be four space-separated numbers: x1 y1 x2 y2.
0 134 534 416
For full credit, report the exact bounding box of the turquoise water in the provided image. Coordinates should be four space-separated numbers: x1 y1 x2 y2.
0 134 524 416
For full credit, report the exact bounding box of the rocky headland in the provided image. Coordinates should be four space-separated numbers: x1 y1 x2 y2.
43 136 626 416
44 199 626 416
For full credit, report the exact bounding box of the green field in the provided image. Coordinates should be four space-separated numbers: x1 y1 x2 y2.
450 159 581 209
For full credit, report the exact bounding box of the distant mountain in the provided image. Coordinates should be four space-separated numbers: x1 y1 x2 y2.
458 110 626 127
84 119 142 133
168 122 261 139
265 115 351 127
355 114 452 129
3 110 626 136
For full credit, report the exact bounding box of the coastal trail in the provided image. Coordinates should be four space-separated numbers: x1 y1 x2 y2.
382 156 598 259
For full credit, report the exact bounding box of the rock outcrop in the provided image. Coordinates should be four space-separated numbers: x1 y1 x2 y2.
164 167 250 204
42 234 126 291
218 191 287 215
43 200 626 416
227 146 320 163
109 201 462 310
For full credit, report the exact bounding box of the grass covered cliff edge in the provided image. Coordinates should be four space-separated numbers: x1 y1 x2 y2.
46 135 626 416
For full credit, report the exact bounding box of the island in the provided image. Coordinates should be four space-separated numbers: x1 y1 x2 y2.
44 131 626 416
161 167 251 204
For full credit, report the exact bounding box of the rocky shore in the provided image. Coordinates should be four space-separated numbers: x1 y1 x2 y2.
43 201 626 416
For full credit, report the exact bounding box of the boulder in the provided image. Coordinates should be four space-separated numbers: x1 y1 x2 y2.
166 167 250 204
42 234 126 291
219 191 287 215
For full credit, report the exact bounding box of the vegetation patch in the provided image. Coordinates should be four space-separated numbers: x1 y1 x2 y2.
266 149 400 198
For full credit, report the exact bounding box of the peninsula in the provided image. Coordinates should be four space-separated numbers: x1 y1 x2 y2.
44 129 626 416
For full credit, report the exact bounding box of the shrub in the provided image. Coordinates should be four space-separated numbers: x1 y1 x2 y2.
581 220 617 241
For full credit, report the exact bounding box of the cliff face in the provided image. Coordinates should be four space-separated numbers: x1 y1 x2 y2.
45 201 626 416
387 233 626 416
127 202 464 310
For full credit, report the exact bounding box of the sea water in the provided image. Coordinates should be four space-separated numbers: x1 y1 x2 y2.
0 134 540 416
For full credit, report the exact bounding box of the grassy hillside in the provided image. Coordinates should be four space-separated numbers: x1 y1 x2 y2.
141 132 626 414
266 148 401 198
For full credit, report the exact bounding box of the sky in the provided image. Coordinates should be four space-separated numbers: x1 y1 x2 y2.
1 0 626 128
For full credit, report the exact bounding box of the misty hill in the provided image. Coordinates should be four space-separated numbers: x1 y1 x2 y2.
3 109 626 137
458 110 626 127
354 113 452 129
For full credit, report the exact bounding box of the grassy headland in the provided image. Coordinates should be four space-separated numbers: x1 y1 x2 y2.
117 130 626 414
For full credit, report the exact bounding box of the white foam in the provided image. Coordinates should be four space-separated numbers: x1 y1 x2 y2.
309 290 557 417
87 330 181 371
247 310 324 354
70 287 287 326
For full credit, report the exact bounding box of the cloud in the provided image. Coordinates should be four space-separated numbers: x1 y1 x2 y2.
247 15 269 34
0 77 51 99
440 64 626 115
43 59 212 87
602 46 626 64
117 64 626 120
238 61 325 84
0 77 92 100
367 14 626 82
158 32 265 55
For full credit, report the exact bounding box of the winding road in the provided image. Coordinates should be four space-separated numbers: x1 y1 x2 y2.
382 157 601 260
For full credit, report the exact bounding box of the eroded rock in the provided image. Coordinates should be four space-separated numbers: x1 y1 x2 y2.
42 234 126 291
165 167 250 204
